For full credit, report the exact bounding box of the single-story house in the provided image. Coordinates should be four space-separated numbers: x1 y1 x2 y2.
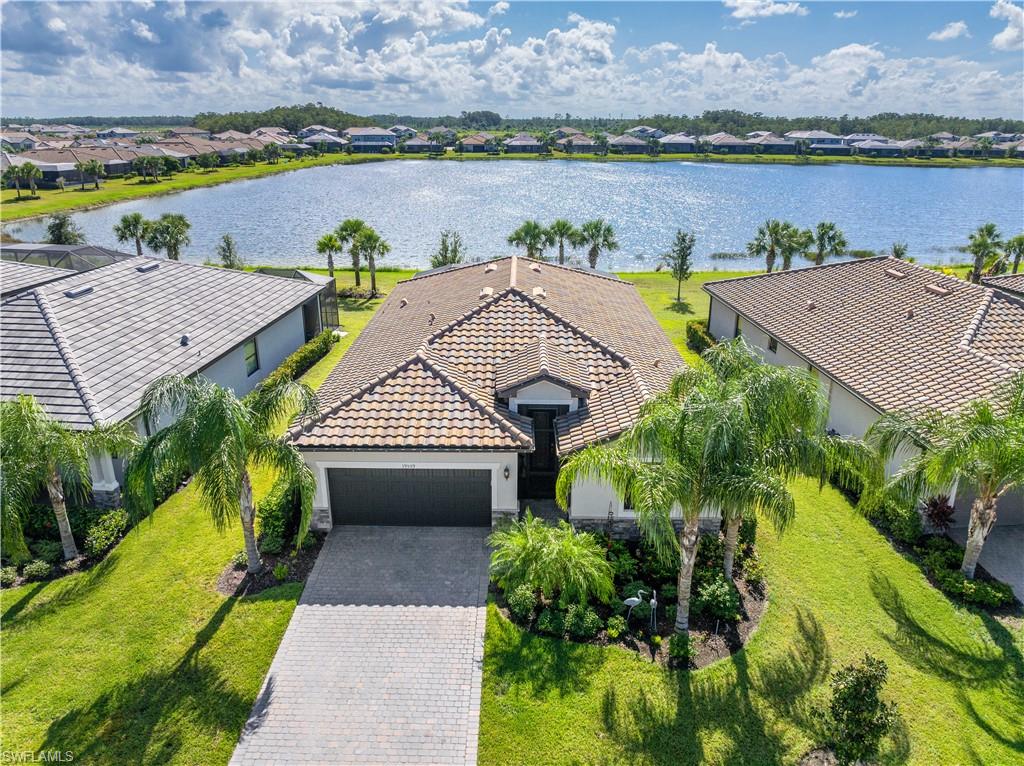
503 133 545 153
929 131 957 142
608 134 650 154
304 132 349 151
745 133 797 154
342 127 398 153
458 134 492 153
702 257 1024 525
426 127 456 144
974 131 1021 143
557 135 599 153
851 140 903 158
807 142 853 156
658 133 697 153
253 267 340 331
842 133 890 146
1 152 75 189
746 130 773 139
946 138 982 157
1 132 41 151
167 126 210 138
982 272 1024 298
549 126 584 139
289 255 686 533
785 129 843 145
402 135 441 153
0 259 71 297
626 125 665 139
298 125 339 139
701 132 754 153
96 127 140 140
211 130 251 141
251 127 291 138
1 250 327 506
389 125 418 139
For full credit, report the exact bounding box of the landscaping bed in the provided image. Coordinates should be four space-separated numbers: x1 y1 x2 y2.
491 515 767 670
216 532 325 597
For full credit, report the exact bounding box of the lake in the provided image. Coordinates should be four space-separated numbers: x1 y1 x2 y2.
5 160 1022 271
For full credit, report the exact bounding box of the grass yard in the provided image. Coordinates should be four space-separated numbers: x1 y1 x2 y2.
479 478 1024 765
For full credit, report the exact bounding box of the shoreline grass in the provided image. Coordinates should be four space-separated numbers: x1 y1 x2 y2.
3 150 1020 223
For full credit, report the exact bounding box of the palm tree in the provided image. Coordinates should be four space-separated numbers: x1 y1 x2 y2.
353 227 390 297
546 219 579 265
780 224 813 271
976 137 993 160
1005 234 1024 274
3 165 23 198
558 339 871 630
747 219 787 273
144 213 191 260
966 223 1002 283
114 212 150 256
890 241 909 260
264 142 281 164
19 162 42 196
83 159 104 190
335 219 367 287
865 372 1024 579
507 220 552 260
0 395 138 561
316 232 342 279
813 222 848 266
577 218 619 269
124 374 318 575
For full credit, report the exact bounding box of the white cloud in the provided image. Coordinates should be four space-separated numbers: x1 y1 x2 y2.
46 17 67 32
129 19 160 43
990 0 1023 50
833 10 857 20
488 2 509 18
723 0 808 20
928 21 970 42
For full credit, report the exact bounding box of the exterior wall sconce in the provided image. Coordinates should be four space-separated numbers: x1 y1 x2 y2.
503 465 511 480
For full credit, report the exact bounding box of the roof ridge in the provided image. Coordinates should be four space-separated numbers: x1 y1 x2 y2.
519 256 628 283
400 257 510 284
423 287 516 345
34 289 102 424
957 291 1015 372
704 255 898 289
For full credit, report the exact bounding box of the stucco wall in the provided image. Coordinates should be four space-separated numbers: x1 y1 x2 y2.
569 476 719 527
511 379 578 411
708 298 737 340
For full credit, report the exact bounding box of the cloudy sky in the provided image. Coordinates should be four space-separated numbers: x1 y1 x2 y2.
3 1 1022 119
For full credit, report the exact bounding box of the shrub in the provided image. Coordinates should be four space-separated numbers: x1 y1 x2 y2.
660 584 677 602
923 495 955 533
273 562 289 581
22 559 52 581
489 512 614 607
256 330 337 392
638 541 677 584
695 534 725 570
742 553 766 586
1 566 18 587
506 583 537 622
665 604 678 626
30 539 64 565
84 509 129 559
564 604 603 639
685 319 715 354
669 632 697 663
694 572 741 621
257 475 300 554
887 504 923 544
605 614 628 639
231 550 248 570
536 608 565 636
932 567 1014 608
608 549 638 584
824 654 897 765
738 512 758 549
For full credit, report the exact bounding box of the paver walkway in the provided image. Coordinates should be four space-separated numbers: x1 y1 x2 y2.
230 526 491 765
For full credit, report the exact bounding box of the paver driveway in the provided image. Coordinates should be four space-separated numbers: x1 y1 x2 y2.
230 526 490 766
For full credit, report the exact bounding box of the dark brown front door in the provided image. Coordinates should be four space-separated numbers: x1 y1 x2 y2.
519 406 568 499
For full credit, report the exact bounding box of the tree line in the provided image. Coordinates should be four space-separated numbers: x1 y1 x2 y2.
193 103 373 135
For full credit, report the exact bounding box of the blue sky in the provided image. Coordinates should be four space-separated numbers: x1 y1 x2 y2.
2 1 1022 118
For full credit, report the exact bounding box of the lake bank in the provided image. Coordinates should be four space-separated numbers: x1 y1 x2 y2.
3 150 1021 223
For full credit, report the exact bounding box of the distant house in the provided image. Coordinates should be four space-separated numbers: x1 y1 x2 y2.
401 135 441 154
745 130 772 139
549 126 584 139
389 125 418 139
974 131 1021 143
342 127 398 153
1 248 326 507
608 134 650 154
807 143 853 156
212 130 252 141
297 125 339 139
557 135 599 154
1 151 75 188
625 125 665 139
701 132 754 154
0 132 41 151
929 131 957 142
252 127 290 137
851 140 903 158
96 127 140 140
658 133 696 153
946 138 982 157
745 133 796 154
167 126 210 138
503 133 544 153
426 127 456 144
458 134 492 153
785 129 842 145
842 133 889 146
304 133 349 152
894 139 947 158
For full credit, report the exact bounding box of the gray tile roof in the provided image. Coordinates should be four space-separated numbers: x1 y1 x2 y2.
704 257 1024 415
0 260 71 297
982 272 1024 298
1 257 321 428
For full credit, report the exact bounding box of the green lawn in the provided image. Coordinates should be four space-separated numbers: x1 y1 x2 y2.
2 268 1016 765
479 478 1024 765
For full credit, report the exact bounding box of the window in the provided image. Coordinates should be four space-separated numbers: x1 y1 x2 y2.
243 338 259 376
767 337 778 353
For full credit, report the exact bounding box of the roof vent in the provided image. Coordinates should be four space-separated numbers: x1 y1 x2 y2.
653 359 661 368
906 309 914 319
63 285 93 299
480 287 494 299
399 298 408 308
484 263 497 273
807 300 816 310
428 312 436 324
529 262 541 273
136 262 160 273
532 286 546 299
884 268 907 279
180 334 190 346
925 283 951 296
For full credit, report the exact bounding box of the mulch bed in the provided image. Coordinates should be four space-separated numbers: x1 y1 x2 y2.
215 532 326 597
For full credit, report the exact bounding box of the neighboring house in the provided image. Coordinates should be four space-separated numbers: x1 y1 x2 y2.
95 127 139 139
503 133 544 153
342 127 398 152
0 132 40 151
626 125 665 139
426 127 456 143
0 250 325 507
388 125 418 139
785 129 843 145
549 126 584 139
211 130 252 141
251 127 291 138
166 126 210 138
297 125 339 139
703 257 1024 524
458 134 492 153
253 267 340 331
946 138 981 157
842 133 890 146
745 133 797 154
807 142 853 156
982 272 1024 298
658 133 697 153
304 132 349 151
557 135 599 153
929 131 957 142
608 134 650 154
701 132 754 153
974 131 1021 143
401 135 441 153
851 140 903 158
289 255 684 533
745 130 772 139
0 259 71 297
1 152 75 188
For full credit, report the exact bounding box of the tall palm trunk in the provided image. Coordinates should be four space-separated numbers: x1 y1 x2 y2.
722 515 741 578
13 179 21 199
326 251 335 279
239 470 263 574
766 248 775 273
558 240 565 265
368 253 378 297
673 517 701 633
971 253 984 284
588 247 598 269
351 249 361 287
961 495 996 578
45 467 79 560
134 236 143 257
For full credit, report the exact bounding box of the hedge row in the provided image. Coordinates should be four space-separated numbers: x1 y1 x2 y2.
259 330 337 390
686 319 715 354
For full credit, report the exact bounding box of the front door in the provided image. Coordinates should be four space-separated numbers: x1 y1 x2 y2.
518 405 568 499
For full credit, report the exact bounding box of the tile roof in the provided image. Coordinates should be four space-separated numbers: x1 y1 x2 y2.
0 260 71 297
704 257 1024 415
2 256 320 428
982 273 1024 298
291 256 683 454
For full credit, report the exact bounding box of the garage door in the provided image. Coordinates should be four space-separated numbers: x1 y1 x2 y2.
327 467 492 526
